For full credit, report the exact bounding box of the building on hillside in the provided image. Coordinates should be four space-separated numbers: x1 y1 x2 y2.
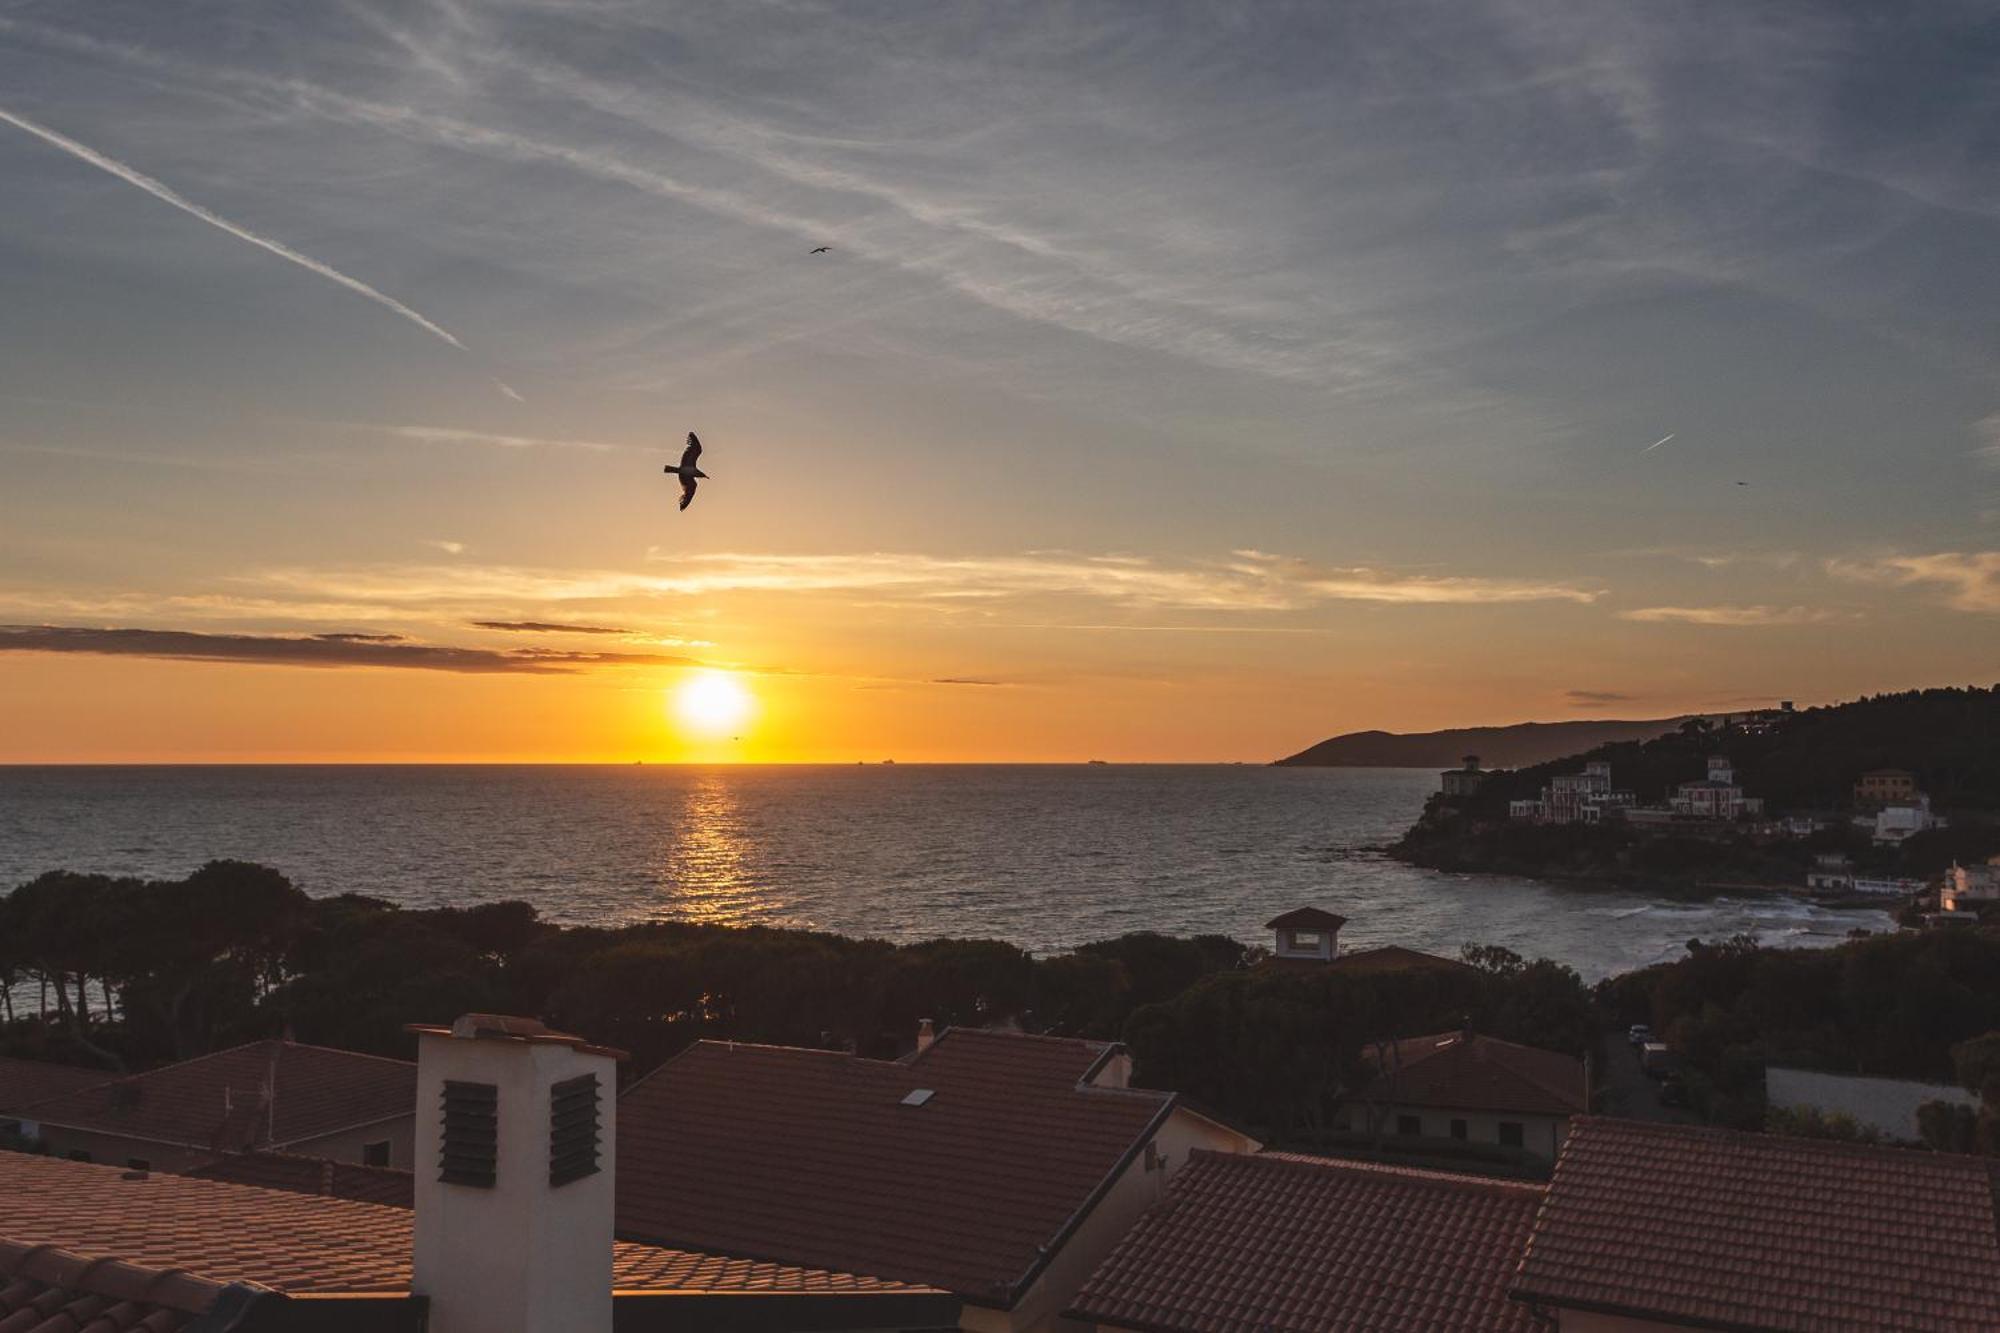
1259 909 1475 977
1438 755 1489 799
1068 1151 1545 1333
1265 906 1346 963
1510 1116 2000 1330
1669 755 1763 821
0 1012 962 1333
1509 761 1636 825
1870 793 1942 846
7 1039 417 1175
1335 1029 1588 1163
1943 858 2000 913
1853 767 1918 809
615 1026 1258 1332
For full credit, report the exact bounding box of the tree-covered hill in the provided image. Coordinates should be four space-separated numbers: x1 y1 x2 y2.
1458 686 2000 816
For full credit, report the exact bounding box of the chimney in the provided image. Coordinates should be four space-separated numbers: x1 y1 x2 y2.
408 1014 624 1333
916 1018 936 1053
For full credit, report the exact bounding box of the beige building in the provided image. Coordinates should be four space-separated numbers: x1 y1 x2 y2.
1337 1029 1588 1164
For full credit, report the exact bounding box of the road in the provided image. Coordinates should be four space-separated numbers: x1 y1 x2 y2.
1594 1031 1702 1125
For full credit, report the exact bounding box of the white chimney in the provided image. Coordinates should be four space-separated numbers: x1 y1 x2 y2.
916 1018 936 1053
409 1014 623 1333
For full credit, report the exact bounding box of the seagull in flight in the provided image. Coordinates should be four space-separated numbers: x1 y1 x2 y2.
1642 433 1676 453
809 246 831 254
664 432 709 511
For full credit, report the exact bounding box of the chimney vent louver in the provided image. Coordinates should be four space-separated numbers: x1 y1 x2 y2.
439 1080 498 1188
548 1072 602 1187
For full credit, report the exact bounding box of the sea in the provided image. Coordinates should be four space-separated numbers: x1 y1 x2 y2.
0 765 1894 983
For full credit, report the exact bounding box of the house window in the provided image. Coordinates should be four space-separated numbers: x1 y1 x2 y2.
1449 1119 1468 1141
1498 1121 1525 1148
362 1140 391 1167
1396 1115 1421 1137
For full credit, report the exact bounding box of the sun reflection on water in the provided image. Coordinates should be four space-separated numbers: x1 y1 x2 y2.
654 772 761 924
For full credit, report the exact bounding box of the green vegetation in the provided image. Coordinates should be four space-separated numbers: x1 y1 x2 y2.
1597 928 2000 1129
8 857 1999 1158
0 861 1259 1076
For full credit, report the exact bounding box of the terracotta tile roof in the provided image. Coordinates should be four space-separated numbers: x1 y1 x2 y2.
1512 1116 2000 1330
1361 1031 1586 1118
18 1041 414 1153
617 1028 1177 1304
0 1150 926 1299
0 1057 114 1115
1264 907 1348 930
0 1239 244 1333
183 1151 415 1209
1328 944 1475 975
1070 1150 1545 1332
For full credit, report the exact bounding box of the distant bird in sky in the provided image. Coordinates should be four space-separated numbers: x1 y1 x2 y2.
1736 480 1749 486
663 432 709 511
809 246 831 254
1641 433 1676 452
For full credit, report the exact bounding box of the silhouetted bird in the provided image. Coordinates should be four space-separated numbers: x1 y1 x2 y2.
810 246 831 254
664 432 709 511
1736 480 1749 486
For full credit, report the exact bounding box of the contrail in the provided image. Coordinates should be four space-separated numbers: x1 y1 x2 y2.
0 104 466 351
1641 433 1676 452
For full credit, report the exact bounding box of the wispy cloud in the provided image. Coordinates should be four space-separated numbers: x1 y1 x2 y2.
1616 605 1836 627
387 426 626 453
1565 688 1634 706
254 549 1597 613
0 625 700 674
425 539 467 556
930 677 1011 687
0 104 469 353
1827 552 2000 614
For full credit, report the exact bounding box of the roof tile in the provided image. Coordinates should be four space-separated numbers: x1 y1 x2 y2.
1512 1116 2000 1330
17 1042 414 1153
1361 1031 1586 1118
616 1028 1172 1302
1070 1150 1544 1332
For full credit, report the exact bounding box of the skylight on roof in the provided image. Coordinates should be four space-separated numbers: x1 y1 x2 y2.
900 1088 935 1107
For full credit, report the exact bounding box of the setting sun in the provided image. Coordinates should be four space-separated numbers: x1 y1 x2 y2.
672 670 755 737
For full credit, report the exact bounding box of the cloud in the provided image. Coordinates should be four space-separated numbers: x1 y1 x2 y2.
0 104 469 353
0 625 700 674
1616 605 1835 627
244 550 1599 616
931 677 1011 687
425 540 467 556
1565 689 1634 706
472 620 633 635
389 426 625 453
1827 551 2000 614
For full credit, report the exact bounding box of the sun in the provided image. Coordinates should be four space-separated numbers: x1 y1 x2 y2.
671 670 755 736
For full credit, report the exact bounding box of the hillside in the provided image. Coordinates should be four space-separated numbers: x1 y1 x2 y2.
1393 686 2000 890
1274 717 1688 769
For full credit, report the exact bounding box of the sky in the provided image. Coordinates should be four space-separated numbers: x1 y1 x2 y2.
0 0 1996 762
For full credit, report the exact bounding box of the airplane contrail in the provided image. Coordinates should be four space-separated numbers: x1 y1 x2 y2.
0 104 467 351
1641 433 1676 452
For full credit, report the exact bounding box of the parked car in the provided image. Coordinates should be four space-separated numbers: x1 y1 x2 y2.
1639 1041 1678 1078
1658 1075 1688 1108
1627 1023 1653 1047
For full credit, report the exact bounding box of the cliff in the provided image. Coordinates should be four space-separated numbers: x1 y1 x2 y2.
1273 717 1688 769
